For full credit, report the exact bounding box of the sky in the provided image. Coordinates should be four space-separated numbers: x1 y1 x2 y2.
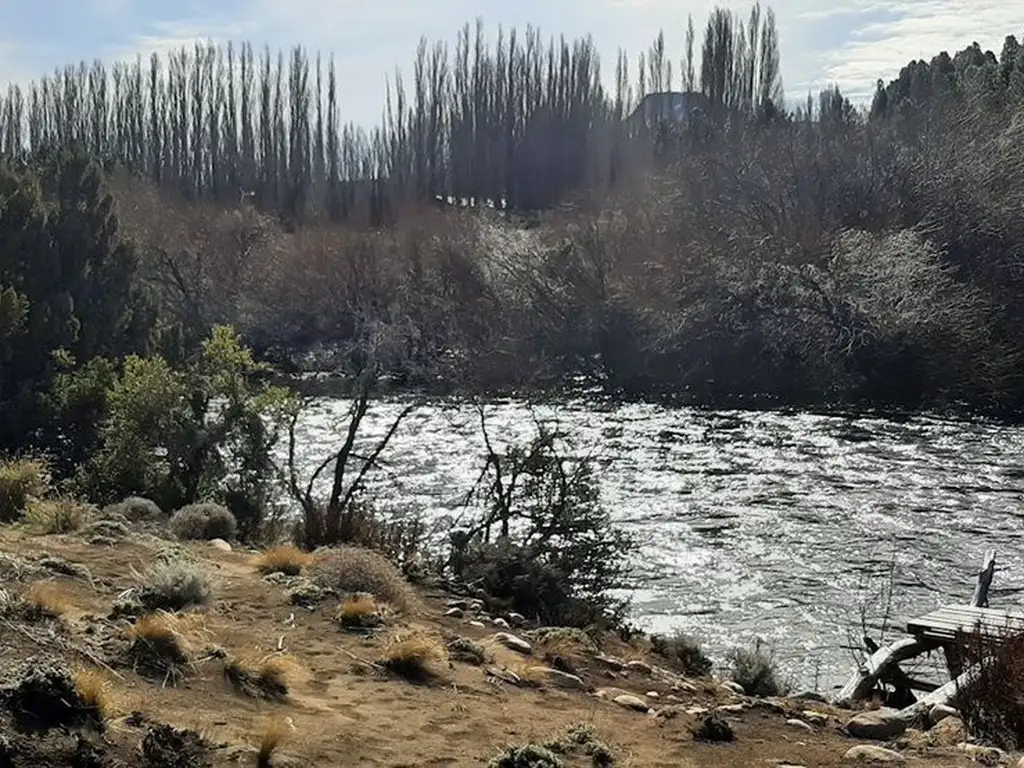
0 0 1019 127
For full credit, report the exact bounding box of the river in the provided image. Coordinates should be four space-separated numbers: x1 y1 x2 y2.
284 396 1024 692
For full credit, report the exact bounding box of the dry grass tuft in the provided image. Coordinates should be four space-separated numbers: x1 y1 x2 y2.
335 595 384 630
312 546 414 613
73 669 115 722
125 611 201 684
257 717 293 768
23 497 93 534
22 581 75 619
0 457 50 523
255 546 313 577
380 630 448 684
224 653 303 701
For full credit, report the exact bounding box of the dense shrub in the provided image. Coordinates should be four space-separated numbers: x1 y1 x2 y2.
0 458 50 522
169 503 237 541
957 631 1024 750
136 559 213 611
102 496 163 522
650 631 714 677
23 497 93 534
452 421 635 629
727 642 786 697
310 546 413 612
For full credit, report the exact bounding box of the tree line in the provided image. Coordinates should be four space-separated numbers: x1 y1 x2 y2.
0 4 782 222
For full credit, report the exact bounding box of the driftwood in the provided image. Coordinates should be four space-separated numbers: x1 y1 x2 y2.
833 550 997 709
899 663 980 723
833 636 937 707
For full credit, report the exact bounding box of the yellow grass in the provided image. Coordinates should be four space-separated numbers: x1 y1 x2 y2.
336 595 381 627
23 497 92 534
380 631 448 683
73 668 115 722
23 581 74 618
257 717 293 768
225 652 304 701
254 545 313 576
125 611 202 681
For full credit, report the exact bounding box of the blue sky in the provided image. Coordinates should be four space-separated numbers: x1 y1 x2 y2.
0 1 1018 127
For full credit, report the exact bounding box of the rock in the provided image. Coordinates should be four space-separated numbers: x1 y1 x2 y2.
786 719 814 733
894 729 930 751
928 704 959 726
846 709 906 741
694 714 735 743
613 694 650 713
686 706 709 716
285 579 325 608
674 681 698 693
539 668 588 691
468 620 486 629
645 691 660 699
842 745 906 764
928 716 966 747
790 690 828 703
716 703 747 714
721 680 746 696
446 599 470 611
752 699 787 715
595 654 625 671
443 607 464 618
208 538 232 552
626 660 652 675
957 743 1005 764
802 710 829 725
493 632 532 655
492 617 510 628
469 599 485 612
507 612 526 627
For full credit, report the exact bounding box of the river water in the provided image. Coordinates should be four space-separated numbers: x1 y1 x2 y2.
285 396 1024 692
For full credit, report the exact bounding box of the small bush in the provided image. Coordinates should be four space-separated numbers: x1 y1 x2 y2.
257 717 291 768
22 581 75 619
651 631 713 677
255 546 313 577
169 502 237 541
957 630 1024 750
0 458 50 522
694 714 735 742
124 611 199 683
488 744 563 768
727 642 786 697
224 653 301 701
311 546 413 613
336 595 384 630
380 631 447 683
103 496 163 522
23 497 93 534
134 559 213 611
448 636 489 666
73 669 114 723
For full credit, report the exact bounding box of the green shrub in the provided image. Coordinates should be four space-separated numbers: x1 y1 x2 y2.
311 546 413 612
169 503 237 541
0 458 50 522
24 497 93 534
488 744 562 768
727 642 786 697
102 496 163 522
650 631 713 677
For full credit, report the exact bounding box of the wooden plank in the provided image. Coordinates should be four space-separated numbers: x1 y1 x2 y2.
899 663 980 724
971 549 996 607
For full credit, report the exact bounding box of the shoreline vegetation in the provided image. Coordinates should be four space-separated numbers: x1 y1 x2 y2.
2 1 1024 763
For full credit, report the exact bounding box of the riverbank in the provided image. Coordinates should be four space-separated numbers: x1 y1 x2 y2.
0 520 1005 767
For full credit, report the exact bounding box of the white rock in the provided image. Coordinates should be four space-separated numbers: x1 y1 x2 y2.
646 691 660 699
786 719 814 733
717 703 747 713
208 538 232 552
468 620 486 629
803 710 829 725
613 694 650 712
493 632 532 655
928 704 959 726
846 709 906 740
957 743 1005 763
443 607 464 618
843 745 906 764
492 617 510 628
534 667 587 690
686 706 709 716
507 612 526 627
721 680 746 695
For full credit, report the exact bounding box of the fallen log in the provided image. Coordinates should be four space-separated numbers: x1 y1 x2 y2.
833 636 938 708
898 663 980 723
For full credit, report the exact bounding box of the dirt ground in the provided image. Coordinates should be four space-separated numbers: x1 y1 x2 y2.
0 526 1004 767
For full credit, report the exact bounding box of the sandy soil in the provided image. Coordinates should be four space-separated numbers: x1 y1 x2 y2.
0 525 999 767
